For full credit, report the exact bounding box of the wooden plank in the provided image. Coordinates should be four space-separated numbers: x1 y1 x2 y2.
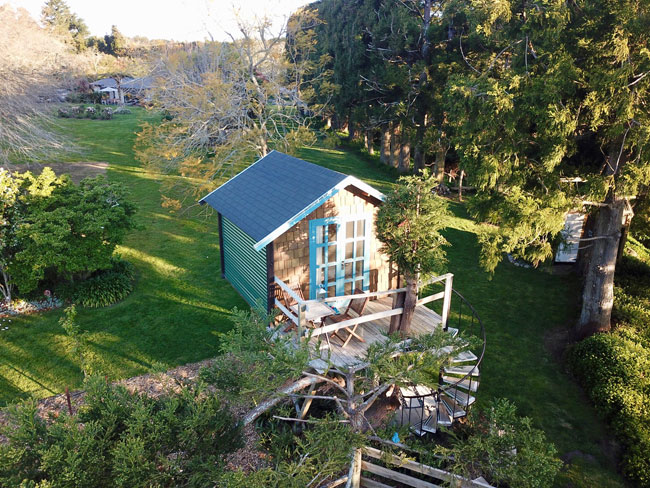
274 276 304 306
361 461 441 488
441 275 453 330
360 477 395 488
310 308 404 337
275 298 299 325
416 292 445 306
348 448 362 488
315 288 408 304
362 447 493 488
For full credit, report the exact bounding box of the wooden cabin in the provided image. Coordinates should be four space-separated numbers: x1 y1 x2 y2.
199 151 397 311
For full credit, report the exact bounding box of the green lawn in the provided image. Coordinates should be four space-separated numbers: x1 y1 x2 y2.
0 115 626 486
0 108 247 404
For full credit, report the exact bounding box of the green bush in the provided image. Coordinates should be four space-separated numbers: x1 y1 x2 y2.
65 92 102 104
0 377 242 487
434 398 562 488
59 259 135 308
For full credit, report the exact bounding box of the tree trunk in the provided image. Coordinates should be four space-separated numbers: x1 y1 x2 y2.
458 170 465 201
434 142 447 183
399 276 418 336
348 120 357 141
390 123 401 169
380 124 391 165
398 141 411 173
389 290 405 334
365 130 374 155
1 269 11 303
242 376 324 425
413 146 424 174
576 197 625 338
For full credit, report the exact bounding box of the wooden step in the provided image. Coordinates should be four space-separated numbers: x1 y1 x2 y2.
446 327 459 337
444 365 479 376
442 387 476 407
451 350 478 363
441 396 467 419
441 375 479 392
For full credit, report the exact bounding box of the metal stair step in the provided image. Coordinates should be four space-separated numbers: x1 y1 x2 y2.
441 396 467 419
451 350 478 363
441 375 479 392
442 387 476 407
437 403 453 426
444 365 480 376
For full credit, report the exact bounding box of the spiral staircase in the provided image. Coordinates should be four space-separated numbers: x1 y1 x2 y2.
398 288 485 436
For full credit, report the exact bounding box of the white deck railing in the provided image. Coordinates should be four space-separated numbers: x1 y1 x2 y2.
274 273 454 341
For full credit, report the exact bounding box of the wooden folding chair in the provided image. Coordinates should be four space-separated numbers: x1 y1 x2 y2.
281 283 305 332
323 288 369 347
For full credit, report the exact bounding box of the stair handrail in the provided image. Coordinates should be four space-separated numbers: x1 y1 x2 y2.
401 286 486 427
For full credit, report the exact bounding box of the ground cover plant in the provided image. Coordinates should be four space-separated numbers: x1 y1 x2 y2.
569 240 650 486
0 376 242 487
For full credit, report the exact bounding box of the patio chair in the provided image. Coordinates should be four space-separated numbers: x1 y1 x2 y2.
281 283 305 332
323 288 369 348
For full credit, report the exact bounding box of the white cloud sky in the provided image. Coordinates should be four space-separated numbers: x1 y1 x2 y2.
8 0 312 41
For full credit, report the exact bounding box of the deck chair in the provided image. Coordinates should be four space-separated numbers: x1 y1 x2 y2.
323 288 369 348
281 284 306 332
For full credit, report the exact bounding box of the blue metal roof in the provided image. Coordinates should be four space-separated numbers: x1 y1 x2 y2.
199 151 384 250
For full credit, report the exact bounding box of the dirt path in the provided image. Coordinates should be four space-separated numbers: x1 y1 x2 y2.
23 162 109 183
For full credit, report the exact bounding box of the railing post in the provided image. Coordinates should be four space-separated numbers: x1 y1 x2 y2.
441 274 453 331
298 303 307 341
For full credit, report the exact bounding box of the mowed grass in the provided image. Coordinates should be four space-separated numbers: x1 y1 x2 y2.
0 108 246 405
0 119 625 486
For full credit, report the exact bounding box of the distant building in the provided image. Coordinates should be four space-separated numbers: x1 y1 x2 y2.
89 77 153 105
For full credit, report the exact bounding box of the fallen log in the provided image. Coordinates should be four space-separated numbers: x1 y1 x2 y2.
242 376 324 425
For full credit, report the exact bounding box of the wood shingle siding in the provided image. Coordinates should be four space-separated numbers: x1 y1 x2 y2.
222 217 268 308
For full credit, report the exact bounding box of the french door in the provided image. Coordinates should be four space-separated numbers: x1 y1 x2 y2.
309 215 370 300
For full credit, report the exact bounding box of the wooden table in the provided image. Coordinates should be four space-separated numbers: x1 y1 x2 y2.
291 301 336 324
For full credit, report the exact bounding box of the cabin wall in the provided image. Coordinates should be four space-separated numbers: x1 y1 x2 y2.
273 187 396 298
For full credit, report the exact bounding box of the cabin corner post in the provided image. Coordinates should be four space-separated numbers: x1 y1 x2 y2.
217 213 225 278
266 243 274 313
441 273 453 331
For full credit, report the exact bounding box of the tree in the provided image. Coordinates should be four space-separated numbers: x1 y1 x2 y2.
0 6 71 166
444 0 650 337
0 169 137 296
376 173 450 335
103 25 126 56
41 0 89 52
0 169 21 303
202 308 469 432
136 20 315 207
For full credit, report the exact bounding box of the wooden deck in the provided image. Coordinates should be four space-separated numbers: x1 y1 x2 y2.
307 297 443 372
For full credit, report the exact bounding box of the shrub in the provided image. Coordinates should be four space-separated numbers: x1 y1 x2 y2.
434 398 562 488
113 107 131 115
100 107 113 120
0 377 242 487
569 331 650 485
65 92 102 104
58 259 135 308
57 108 69 118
